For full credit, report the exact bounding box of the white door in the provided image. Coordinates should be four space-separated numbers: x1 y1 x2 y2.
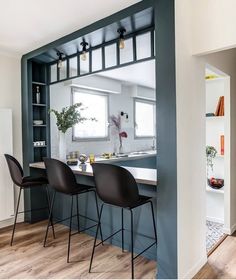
0 109 14 221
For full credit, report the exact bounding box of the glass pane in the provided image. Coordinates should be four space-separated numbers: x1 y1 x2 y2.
80 52 90 74
92 48 102 72
59 60 67 80
136 32 151 60
105 44 117 68
50 64 57 83
73 90 108 139
135 100 155 137
69 57 78 77
120 38 134 64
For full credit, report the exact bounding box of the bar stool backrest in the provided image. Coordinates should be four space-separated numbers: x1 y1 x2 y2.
4 154 23 187
44 158 77 194
92 163 139 208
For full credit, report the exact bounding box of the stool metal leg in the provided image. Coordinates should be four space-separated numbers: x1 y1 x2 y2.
76 194 80 233
130 209 134 279
121 208 124 252
149 201 157 244
10 187 22 246
44 191 56 247
67 195 74 263
89 203 104 273
45 185 56 239
93 190 103 244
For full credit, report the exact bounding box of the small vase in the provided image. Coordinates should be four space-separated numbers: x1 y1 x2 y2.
59 132 67 161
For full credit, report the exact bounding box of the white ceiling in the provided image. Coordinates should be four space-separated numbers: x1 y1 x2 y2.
98 60 155 88
0 0 140 56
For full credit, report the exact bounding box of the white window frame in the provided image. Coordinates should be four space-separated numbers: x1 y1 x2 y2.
72 87 109 141
134 98 156 139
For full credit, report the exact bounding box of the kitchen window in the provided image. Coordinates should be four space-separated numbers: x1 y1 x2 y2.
72 88 109 140
134 99 156 138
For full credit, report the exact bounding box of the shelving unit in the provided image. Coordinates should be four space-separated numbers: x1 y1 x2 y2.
30 61 50 163
205 72 227 225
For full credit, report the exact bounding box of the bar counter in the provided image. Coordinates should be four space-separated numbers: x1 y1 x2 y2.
29 162 158 260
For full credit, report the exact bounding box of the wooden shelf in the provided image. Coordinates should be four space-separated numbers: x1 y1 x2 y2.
32 81 46 86
206 184 224 194
32 103 46 107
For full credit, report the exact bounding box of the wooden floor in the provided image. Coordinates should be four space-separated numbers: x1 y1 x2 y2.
195 231 236 279
0 221 156 279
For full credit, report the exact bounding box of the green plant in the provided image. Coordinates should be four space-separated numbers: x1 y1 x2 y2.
206 145 217 172
49 103 95 133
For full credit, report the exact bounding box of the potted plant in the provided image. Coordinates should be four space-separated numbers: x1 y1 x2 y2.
49 103 94 160
206 145 217 177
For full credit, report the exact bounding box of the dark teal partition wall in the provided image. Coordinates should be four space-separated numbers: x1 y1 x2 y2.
22 0 178 278
155 0 178 278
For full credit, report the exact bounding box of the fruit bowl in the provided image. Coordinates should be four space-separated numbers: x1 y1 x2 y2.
207 178 224 189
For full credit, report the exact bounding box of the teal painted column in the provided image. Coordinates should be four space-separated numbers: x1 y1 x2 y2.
155 0 178 278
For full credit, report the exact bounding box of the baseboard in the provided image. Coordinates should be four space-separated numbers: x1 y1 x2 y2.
206 216 224 224
0 213 24 229
224 223 236 235
182 255 207 279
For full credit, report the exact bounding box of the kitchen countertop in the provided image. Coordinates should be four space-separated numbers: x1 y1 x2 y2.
95 150 156 163
29 161 157 186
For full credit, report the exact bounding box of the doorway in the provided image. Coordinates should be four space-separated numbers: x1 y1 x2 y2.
205 65 230 254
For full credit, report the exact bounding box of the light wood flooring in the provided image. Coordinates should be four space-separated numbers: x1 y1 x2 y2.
0 221 156 279
195 231 236 279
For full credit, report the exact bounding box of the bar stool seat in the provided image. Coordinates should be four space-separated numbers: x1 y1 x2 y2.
22 176 48 186
43 158 103 263
4 154 55 246
89 163 157 279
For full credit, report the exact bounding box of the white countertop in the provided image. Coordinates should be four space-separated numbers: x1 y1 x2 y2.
95 150 156 163
29 162 157 186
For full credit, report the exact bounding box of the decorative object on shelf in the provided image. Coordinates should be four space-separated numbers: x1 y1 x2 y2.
35 86 40 104
33 141 46 147
206 145 217 177
110 114 128 154
220 135 224 155
49 103 95 160
78 154 88 164
80 40 89 61
117 27 126 49
57 51 64 68
215 96 224 116
33 120 43 125
205 74 219 80
207 177 224 189
206 113 215 117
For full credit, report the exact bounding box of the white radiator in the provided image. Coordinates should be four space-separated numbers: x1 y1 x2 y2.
0 109 14 221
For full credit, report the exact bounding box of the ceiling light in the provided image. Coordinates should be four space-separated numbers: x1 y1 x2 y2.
57 51 64 68
80 40 89 61
117 28 126 49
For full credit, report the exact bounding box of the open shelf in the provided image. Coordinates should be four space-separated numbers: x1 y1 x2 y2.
206 184 224 194
32 81 46 86
33 145 47 148
33 125 47 127
32 103 46 107
206 116 224 119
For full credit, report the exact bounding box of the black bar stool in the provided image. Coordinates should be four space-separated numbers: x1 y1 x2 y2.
4 154 55 246
89 163 157 279
43 158 103 263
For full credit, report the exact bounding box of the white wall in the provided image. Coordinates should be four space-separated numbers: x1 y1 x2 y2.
192 0 236 55
50 76 155 157
0 53 23 226
175 1 207 278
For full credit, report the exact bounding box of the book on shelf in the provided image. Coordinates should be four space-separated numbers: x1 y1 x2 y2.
215 96 224 116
